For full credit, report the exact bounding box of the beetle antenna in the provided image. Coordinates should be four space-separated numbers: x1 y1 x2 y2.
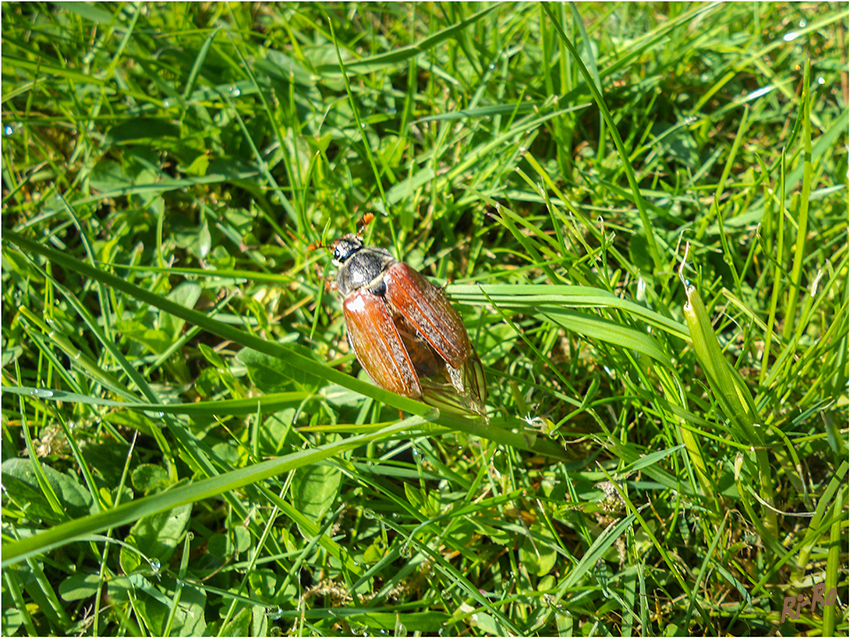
358 213 375 236
308 221 336 252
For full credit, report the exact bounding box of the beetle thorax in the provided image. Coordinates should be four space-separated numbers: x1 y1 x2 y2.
336 246 396 297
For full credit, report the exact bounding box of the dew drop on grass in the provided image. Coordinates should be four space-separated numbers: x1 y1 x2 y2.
488 63 495 70
783 31 799 42
150 558 161 573
4 125 13 135
798 19 807 27
35 389 54 398
817 77 825 85
266 606 282 620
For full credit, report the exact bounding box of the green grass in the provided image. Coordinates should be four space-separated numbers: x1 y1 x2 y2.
2 2 847 636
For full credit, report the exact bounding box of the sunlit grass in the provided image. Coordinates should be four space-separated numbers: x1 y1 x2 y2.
2 3 847 636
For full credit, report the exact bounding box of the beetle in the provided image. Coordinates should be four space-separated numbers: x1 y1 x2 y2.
323 222 487 416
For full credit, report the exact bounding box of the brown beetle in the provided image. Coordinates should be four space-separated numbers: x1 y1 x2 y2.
326 224 487 416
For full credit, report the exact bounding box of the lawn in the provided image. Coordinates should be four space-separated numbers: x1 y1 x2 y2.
1 2 848 636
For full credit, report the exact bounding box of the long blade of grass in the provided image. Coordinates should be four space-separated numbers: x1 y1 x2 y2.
1 418 422 567
317 4 500 74
542 3 663 272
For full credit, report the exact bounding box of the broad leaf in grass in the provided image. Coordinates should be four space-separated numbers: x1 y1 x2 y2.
628 233 654 276
251 607 269 637
651 121 700 169
470 518 512 546
80 440 134 487
172 581 208 637
257 408 297 456
291 462 342 524
210 439 242 468
206 525 251 561
2 605 23 636
89 159 131 192
239 346 323 394
124 148 165 184
131 576 207 637
58 573 102 602
1 458 93 523
232 525 251 554
132 464 171 494
470 611 508 637
220 606 252 637
519 524 559 576
404 482 426 511
114 320 172 356
103 118 181 147
181 152 210 177
255 49 316 87
377 134 407 169
107 573 145 601
248 568 280 602
362 539 387 563
63 2 114 23
119 503 192 574
161 282 203 337
323 383 369 407
478 321 519 362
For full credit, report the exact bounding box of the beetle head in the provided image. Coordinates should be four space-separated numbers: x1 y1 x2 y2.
331 234 363 266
